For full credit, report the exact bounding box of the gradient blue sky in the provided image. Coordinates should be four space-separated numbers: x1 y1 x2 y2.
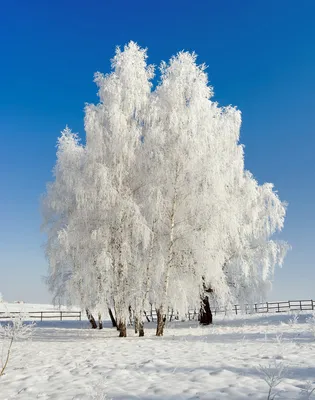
0 0 314 303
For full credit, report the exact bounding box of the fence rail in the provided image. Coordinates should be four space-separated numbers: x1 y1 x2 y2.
186 299 315 321
0 311 82 321
1 300 314 323
143 300 315 322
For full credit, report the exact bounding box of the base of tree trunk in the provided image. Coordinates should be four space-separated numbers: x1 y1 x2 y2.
86 309 97 329
129 305 133 327
134 316 139 334
98 313 103 329
199 296 213 325
108 308 117 328
118 320 127 337
139 321 144 337
156 308 166 336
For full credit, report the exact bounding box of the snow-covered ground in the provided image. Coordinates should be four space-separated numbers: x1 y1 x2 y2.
1 304 315 399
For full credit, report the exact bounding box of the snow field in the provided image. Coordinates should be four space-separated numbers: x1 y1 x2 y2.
1 310 315 399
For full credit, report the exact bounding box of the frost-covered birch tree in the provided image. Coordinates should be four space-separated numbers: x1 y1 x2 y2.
82 41 153 336
139 52 213 335
199 104 288 309
42 127 85 306
43 42 153 336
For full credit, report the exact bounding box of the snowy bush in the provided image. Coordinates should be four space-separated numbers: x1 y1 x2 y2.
0 314 35 376
257 360 287 400
72 381 111 400
300 381 315 399
288 313 299 326
90 389 110 400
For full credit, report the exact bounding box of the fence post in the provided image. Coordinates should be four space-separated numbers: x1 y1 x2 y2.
79 311 81 321
60 311 62 321
300 300 302 311
266 302 269 313
234 305 238 315
255 303 257 313
312 300 314 311
278 302 280 313
41 312 43 322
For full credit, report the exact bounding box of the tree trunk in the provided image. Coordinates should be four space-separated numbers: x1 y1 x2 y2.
157 168 179 337
108 308 117 328
199 296 213 325
98 312 103 329
156 308 166 336
129 305 133 326
114 304 120 331
118 319 127 337
86 309 97 329
134 316 139 334
138 320 144 337
140 219 156 328
139 307 149 336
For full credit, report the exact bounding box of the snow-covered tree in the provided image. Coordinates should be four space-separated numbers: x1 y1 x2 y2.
42 127 85 306
137 52 223 335
82 41 153 336
42 41 288 337
221 176 288 306
43 42 153 336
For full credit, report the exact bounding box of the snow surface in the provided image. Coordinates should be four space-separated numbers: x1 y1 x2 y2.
1 304 315 399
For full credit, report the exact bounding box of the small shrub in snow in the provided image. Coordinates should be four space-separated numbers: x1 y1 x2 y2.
288 313 299 326
300 381 315 399
0 314 35 376
257 359 287 400
91 391 110 400
73 379 111 400
272 333 287 360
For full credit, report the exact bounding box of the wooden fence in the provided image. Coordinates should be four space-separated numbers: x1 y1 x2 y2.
1 300 314 323
0 311 82 321
187 299 315 320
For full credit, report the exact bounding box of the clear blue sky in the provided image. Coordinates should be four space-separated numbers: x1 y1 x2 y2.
0 0 314 304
